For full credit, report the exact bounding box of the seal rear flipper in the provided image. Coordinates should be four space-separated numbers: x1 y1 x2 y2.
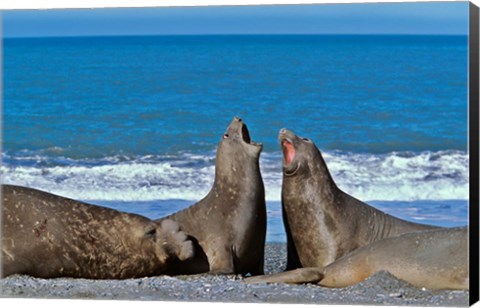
243 267 324 284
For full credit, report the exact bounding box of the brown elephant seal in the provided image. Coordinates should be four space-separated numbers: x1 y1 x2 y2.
319 226 468 290
278 129 439 270
156 116 267 275
1 184 194 279
245 227 469 291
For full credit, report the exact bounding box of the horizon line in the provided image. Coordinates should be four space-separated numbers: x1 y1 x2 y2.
3 33 469 39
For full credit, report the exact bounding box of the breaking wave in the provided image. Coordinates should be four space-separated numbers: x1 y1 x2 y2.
1 150 469 202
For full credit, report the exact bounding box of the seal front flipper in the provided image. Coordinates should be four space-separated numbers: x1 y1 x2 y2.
243 267 323 284
157 219 195 262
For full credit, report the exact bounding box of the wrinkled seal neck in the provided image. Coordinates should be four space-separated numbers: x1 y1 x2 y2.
316 149 337 188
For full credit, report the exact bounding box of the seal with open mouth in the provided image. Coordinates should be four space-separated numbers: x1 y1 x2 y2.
156 116 266 275
244 129 467 290
278 128 439 271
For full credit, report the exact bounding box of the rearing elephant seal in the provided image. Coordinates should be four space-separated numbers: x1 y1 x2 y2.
1 184 194 279
156 116 266 275
278 129 438 270
245 227 468 290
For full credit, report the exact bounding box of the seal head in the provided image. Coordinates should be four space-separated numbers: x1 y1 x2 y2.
216 116 263 178
279 128 330 179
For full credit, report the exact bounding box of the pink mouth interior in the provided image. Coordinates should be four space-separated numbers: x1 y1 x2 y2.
283 141 295 165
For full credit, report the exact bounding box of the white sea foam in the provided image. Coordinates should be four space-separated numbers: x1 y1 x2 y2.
1 150 469 202
323 150 469 202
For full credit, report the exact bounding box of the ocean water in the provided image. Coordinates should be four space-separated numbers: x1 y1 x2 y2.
2 35 469 242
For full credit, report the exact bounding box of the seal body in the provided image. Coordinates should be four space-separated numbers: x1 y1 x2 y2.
278 129 438 270
320 227 469 290
1 185 194 279
156 117 266 275
245 227 468 290
244 130 465 290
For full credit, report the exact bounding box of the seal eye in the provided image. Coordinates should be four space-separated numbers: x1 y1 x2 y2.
145 227 156 238
223 134 229 139
302 138 310 142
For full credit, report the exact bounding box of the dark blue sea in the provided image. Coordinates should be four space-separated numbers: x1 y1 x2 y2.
2 35 469 242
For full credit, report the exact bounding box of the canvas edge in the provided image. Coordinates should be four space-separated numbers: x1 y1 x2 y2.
469 1 480 306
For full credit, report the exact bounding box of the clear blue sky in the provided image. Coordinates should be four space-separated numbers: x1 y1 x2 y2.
2 2 469 38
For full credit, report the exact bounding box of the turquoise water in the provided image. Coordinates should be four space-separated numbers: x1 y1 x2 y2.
2 35 469 241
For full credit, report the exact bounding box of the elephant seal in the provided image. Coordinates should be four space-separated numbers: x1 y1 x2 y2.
156 116 267 275
319 226 469 290
245 227 469 291
278 129 438 270
1 184 194 279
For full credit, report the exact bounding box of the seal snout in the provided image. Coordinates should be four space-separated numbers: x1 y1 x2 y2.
225 116 262 148
278 128 296 141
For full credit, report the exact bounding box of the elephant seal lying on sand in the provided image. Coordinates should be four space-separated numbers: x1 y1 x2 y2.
2 184 194 279
245 227 469 290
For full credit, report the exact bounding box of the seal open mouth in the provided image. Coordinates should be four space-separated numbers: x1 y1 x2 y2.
279 129 300 176
241 124 251 144
240 123 262 147
282 140 295 166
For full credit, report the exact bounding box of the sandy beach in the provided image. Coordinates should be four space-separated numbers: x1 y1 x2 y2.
0 243 469 306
